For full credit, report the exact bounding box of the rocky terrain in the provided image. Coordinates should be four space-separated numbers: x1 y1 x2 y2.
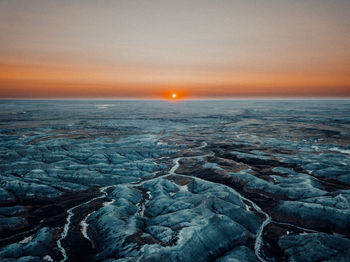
0 100 350 262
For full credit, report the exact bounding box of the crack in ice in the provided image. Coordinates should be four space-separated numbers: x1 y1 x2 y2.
56 185 115 262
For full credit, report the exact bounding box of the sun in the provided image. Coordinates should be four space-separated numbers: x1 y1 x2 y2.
164 91 183 100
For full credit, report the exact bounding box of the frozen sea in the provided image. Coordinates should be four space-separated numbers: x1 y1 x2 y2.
0 100 350 262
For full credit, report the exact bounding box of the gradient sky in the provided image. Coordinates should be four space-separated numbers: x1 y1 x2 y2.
0 0 350 98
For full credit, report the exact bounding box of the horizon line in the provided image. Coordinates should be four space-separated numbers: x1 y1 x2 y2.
1 97 350 101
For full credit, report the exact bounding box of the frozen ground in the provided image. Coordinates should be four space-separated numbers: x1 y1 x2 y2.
0 100 350 262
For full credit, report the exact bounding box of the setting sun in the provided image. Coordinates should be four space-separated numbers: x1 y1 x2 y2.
162 91 185 100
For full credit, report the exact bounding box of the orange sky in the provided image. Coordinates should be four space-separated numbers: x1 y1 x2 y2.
1 1 350 99
1 60 349 99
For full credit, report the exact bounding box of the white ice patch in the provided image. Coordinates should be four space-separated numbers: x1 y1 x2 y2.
178 184 188 192
103 199 115 206
203 162 223 171
96 104 114 109
330 147 350 155
43 255 54 261
19 235 33 244
80 218 90 241
311 145 320 152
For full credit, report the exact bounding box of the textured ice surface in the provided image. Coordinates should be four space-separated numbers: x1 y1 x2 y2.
217 246 258 262
0 227 54 260
0 100 350 261
278 233 350 262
